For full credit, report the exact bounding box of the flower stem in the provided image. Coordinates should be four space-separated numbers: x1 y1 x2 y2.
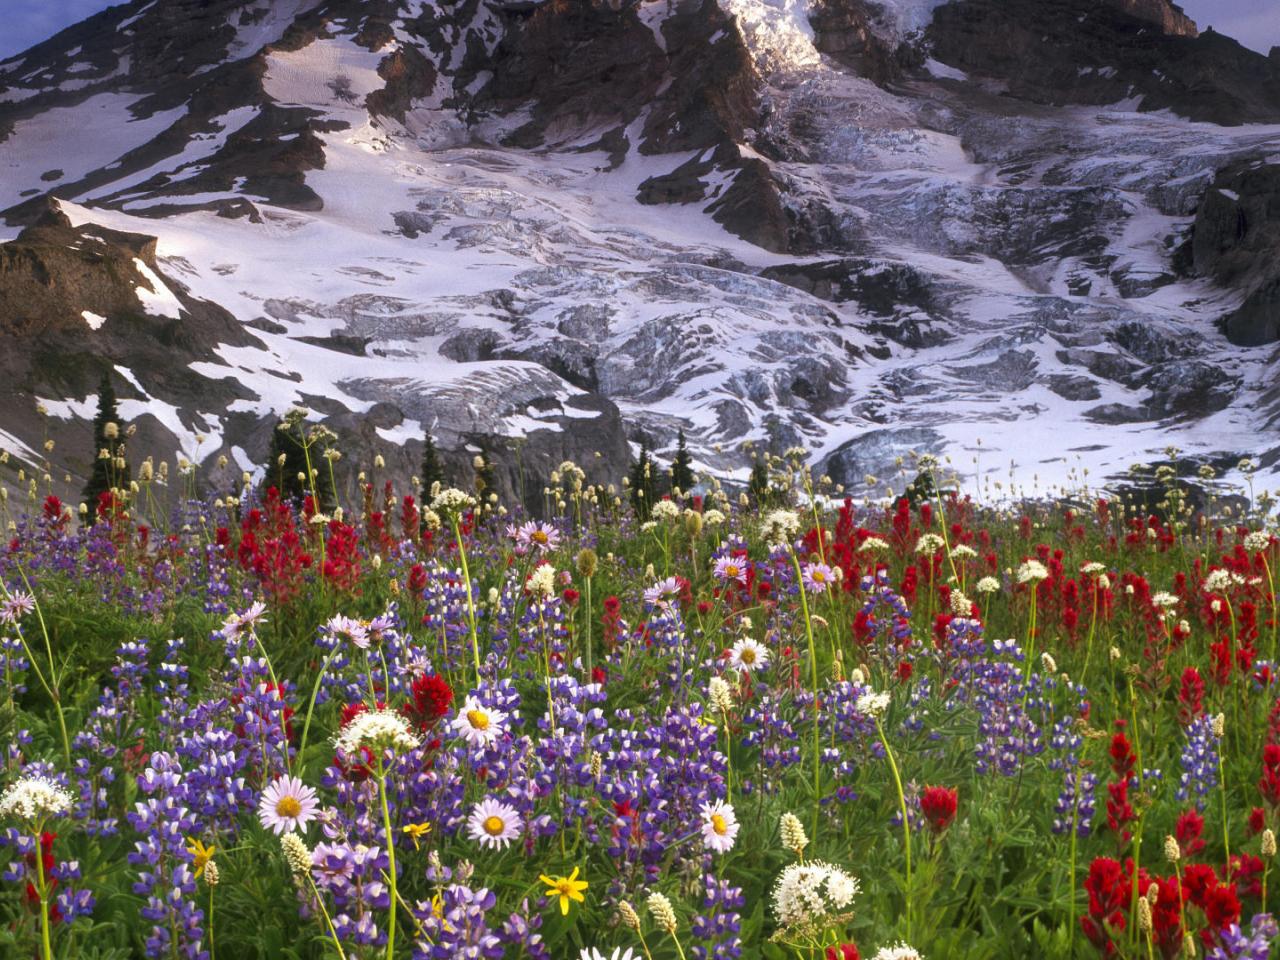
876 717 912 941
377 760 398 960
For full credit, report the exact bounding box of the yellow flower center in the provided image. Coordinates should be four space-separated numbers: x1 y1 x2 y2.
467 709 490 731
483 815 506 836
554 880 573 896
726 565 739 578
532 530 548 544
739 648 756 664
711 813 729 835
813 570 826 582
276 795 302 818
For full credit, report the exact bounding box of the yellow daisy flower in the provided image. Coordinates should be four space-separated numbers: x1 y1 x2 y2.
186 837 215 879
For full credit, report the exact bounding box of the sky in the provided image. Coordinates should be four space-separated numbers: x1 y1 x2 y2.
0 0 1276 60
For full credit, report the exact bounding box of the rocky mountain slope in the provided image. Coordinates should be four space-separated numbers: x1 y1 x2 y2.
1 0 1278 504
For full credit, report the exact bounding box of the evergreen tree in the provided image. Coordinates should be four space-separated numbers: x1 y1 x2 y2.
266 409 336 511
82 372 130 508
670 428 694 496
419 432 445 503
629 441 658 520
748 456 771 507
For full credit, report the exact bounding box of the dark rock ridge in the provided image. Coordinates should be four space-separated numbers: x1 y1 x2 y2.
926 0 1280 125
1190 160 1280 346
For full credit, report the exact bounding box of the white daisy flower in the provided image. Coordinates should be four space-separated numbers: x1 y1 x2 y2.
467 797 522 849
580 948 639 960
450 696 508 747
258 774 319 835
729 638 769 672
699 800 739 854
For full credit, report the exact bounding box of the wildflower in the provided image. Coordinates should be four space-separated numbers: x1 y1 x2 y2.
704 509 726 525
335 708 422 756
651 500 680 522
802 561 836 594
517 521 562 554
729 638 770 672
713 555 749 585
467 798 522 849
950 590 973 617
528 563 557 600
763 510 800 548
580 950 638 960
772 861 860 927
576 548 599 577
699 800 739 853
221 601 267 639
403 822 432 849
647 892 678 933
258 775 319 835
1081 562 1107 575
539 866 589 915
914 534 944 556
856 690 890 718
1165 835 1181 863
0 592 35 624
859 537 889 553
186 838 216 878
780 812 809 856
1017 560 1048 584
618 900 642 930
708 677 734 714
920 786 958 832
0 775 73 821
1245 531 1271 552
951 544 977 559
1204 569 1234 593
975 576 1000 594
203 861 220 887
1041 652 1057 674
326 613 369 649
432 488 476 519
872 944 922 960
281 832 312 880
1152 592 1180 609
1264 830 1277 857
643 576 682 610
450 696 509 747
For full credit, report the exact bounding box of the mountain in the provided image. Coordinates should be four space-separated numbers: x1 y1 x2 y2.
1 0 1279 506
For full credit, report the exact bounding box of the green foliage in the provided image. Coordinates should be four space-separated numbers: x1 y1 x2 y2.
671 428 695 495
419 432 445 503
266 409 336 510
81 372 130 508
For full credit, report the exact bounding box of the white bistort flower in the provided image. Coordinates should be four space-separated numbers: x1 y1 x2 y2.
1016 560 1048 584
856 690 891 719
873 943 923 960
450 696 509 747
431 488 476 517
771 861 860 928
467 797 522 850
914 534 944 556
763 510 801 549
975 576 1000 594
699 800 739 853
335 709 421 756
1245 531 1271 553
650 499 681 522
0 775 73 822
527 563 558 600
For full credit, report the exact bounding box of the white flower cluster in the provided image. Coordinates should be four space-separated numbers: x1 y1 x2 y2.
914 534 944 556
873 943 923 960
528 563 557 600
855 690 890 719
772 861 860 928
1017 560 1049 584
0 775 73 821
762 510 801 549
1245 531 1271 553
975 576 1000 594
334 709 421 756
650 500 681 522
703 509 726 526
431 488 477 516
859 537 889 554
1203 569 1242 594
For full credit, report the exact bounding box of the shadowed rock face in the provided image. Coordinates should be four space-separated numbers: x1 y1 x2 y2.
927 0 1280 125
1191 162 1280 346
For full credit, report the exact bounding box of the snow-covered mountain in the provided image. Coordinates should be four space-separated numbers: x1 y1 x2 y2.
2 0 1279 506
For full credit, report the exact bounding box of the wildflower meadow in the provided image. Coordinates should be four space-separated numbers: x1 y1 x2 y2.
1 443 1278 960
